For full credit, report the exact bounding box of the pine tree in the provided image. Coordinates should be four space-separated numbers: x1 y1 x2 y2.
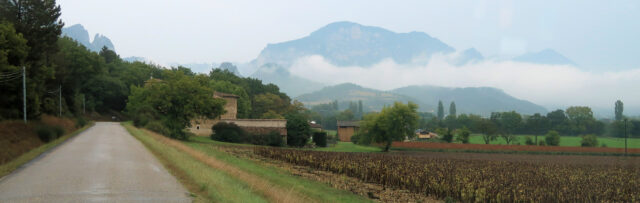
615 100 624 121
449 101 457 117
437 100 444 120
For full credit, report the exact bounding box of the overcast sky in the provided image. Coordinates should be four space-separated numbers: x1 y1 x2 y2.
57 0 640 71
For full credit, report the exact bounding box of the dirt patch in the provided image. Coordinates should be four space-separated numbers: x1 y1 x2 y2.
211 145 440 203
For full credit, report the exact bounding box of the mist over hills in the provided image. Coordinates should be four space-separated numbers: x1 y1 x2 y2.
250 64 324 97
391 85 547 116
62 24 115 52
295 83 432 112
513 49 576 66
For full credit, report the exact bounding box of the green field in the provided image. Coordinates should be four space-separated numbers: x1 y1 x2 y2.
468 134 640 148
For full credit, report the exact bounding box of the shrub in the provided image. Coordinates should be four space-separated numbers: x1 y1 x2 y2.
211 122 247 143
601 143 608 148
36 126 55 142
351 133 360 143
440 128 454 143
52 125 65 138
538 140 546 146
313 132 328 147
456 127 471 144
251 131 283 147
145 121 170 136
581 134 598 147
75 117 87 128
545 130 560 146
525 136 535 145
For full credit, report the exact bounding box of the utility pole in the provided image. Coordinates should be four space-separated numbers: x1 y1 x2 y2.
59 84 62 117
22 66 26 124
83 95 85 115
625 118 628 156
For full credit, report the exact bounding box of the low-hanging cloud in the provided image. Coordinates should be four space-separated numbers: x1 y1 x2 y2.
288 55 640 110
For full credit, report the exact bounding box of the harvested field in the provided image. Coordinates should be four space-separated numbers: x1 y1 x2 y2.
393 141 640 154
254 147 640 202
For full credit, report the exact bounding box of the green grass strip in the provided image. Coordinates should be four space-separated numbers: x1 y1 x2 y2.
186 136 372 203
123 122 267 203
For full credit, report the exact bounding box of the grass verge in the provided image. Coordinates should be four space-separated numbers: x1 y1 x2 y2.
186 137 373 202
123 122 267 203
0 122 94 178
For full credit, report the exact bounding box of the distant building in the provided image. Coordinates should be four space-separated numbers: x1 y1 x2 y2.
337 120 360 142
416 130 438 140
188 91 287 141
310 121 322 131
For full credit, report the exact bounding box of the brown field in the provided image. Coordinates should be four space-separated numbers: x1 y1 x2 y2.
393 141 640 154
254 147 640 202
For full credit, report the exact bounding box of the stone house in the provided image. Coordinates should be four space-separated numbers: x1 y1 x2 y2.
188 91 287 140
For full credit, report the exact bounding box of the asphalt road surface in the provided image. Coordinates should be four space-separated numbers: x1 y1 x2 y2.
0 122 191 202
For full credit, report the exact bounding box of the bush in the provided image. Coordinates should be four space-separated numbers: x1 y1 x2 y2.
538 140 546 146
351 133 360 143
312 132 328 147
440 128 454 143
211 122 247 143
133 116 149 127
545 130 560 146
145 121 170 136
52 125 65 138
601 143 608 148
456 127 471 144
75 117 87 128
525 136 535 145
36 126 55 142
251 131 283 147
581 134 598 147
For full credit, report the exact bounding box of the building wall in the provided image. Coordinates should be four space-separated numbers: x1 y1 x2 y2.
338 126 358 142
189 119 287 137
220 97 237 119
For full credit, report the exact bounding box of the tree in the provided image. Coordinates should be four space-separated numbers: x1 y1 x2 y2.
566 106 595 135
477 119 498 144
525 113 549 144
547 109 569 134
443 114 458 129
437 100 444 120
1 0 64 117
615 100 624 121
210 80 251 118
456 127 470 144
492 111 522 144
610 120 634 138
0 21 29 118
359 102 419 152
126 71 226 139
545 130 560 146
449 101 456 117
285 111 311 147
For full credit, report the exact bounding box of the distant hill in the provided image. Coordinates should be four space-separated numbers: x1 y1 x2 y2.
513 49 576 66
250 63 324 97
253 21 455 67
391 85 547 116
295 83 432 112
451 48 484 66
62 24 115 52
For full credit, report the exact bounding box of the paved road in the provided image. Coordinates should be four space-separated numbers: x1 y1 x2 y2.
0 122 191 202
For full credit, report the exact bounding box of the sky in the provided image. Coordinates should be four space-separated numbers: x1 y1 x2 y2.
57 0 640 71
56 0 640 116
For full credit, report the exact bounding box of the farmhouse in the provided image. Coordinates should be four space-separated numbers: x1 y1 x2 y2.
337 120 360 142
416 130 438 140
188 92 287 140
